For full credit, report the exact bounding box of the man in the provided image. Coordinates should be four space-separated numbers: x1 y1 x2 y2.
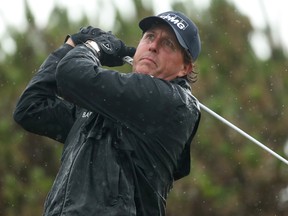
14 11 201 216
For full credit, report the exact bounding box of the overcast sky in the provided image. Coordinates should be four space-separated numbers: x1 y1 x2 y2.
0 0 287 60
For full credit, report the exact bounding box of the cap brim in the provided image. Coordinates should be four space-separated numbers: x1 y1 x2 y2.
139 16 189 51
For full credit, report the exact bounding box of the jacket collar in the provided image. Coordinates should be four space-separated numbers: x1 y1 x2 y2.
170 77 192 92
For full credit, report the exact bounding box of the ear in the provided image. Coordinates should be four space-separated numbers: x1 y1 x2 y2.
177 62 193 77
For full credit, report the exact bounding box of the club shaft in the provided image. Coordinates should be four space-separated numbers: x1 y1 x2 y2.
199 103 288 165
123 56 288 165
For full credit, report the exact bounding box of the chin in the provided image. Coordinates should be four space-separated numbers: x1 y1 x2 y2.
133 65 154 75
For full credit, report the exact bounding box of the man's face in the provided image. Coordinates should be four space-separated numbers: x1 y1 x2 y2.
132 24 191 81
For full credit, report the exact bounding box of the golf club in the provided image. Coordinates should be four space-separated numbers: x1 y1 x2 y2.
122 56 288 165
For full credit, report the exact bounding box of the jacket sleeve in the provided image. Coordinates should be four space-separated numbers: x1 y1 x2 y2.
55 45 178 130
13 44 76 143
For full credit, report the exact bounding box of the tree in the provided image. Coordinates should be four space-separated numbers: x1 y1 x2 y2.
1 0 288 215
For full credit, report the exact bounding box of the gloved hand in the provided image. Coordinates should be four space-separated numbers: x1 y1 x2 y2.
85 31 135 67
65 26 106 45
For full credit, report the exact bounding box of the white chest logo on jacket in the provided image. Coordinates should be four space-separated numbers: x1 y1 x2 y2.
82 111 92 118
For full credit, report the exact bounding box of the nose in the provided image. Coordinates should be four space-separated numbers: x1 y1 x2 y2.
148 39 159 53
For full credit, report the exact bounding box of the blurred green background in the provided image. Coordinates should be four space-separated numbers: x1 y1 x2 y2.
1 0 288 215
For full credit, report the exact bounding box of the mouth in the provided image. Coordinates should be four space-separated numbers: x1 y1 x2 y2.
140 57 157 66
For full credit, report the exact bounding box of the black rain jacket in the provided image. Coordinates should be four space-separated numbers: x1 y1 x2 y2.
13 44 201 216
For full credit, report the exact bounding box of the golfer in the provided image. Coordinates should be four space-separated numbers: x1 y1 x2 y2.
14 11 201 216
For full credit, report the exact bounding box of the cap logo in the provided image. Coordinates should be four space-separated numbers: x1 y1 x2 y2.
159 13 189 30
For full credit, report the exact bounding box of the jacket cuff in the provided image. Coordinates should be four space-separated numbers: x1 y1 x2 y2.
52 43 74 59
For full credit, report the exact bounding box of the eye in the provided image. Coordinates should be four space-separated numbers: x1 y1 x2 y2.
143 32 155 42
162 39 176 51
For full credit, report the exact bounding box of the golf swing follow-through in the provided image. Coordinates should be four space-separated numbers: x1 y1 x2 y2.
14 11 202 215
13 9 287 216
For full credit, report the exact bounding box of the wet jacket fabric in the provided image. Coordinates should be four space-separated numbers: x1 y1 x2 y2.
13 44 201 216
